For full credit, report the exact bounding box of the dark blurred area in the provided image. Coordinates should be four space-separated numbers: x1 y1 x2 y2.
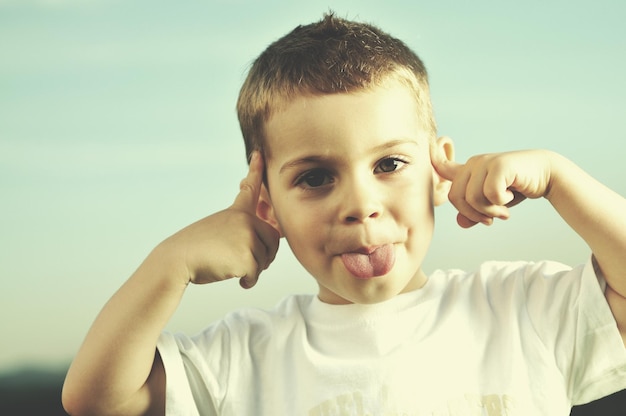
0 367 624 415
0 368 68 416
570 389 626 415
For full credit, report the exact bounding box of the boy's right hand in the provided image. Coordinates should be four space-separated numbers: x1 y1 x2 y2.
159 151 280 289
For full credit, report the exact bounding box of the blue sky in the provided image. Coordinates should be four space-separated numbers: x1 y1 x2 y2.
1 0 625 372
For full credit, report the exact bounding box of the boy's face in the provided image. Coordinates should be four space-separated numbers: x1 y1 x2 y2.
260 81 449 304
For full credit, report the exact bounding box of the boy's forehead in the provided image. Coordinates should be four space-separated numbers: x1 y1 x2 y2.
262 83 431 163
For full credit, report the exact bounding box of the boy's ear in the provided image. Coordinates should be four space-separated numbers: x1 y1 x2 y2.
431 136 455 207
256 184 283 237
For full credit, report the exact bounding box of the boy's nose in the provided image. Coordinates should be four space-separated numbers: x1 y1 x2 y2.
339 180 383 224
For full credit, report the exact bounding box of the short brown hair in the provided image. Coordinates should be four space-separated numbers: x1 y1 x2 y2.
236 13 436 161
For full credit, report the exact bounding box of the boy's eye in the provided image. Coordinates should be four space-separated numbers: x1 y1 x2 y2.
296 169 333 188
375 157 407 173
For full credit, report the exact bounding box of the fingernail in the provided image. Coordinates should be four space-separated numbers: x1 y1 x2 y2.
240 274 259 289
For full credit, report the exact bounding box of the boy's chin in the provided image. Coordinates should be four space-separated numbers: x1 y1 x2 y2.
317 282 411 305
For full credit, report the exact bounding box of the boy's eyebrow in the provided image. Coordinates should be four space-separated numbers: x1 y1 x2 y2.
278 138 420 174
279 155 330 174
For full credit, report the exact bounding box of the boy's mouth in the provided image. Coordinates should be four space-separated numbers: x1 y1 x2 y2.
340 244 395 279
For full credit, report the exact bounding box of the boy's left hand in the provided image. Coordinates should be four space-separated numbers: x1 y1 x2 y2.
435 144 626 345
432 149 554 228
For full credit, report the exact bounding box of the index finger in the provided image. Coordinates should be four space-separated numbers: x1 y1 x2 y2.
431 155 462 182
231 151 264 214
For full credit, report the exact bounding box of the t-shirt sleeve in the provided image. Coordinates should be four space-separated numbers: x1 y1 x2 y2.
154 296 305 415
523 258 626 405
157 332 201 416
157 326 230 416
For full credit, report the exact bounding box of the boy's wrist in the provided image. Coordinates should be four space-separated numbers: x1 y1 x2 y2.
139 240 192 293
541 150 577 204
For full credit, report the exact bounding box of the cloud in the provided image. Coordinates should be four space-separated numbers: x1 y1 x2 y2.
0 138 231 178
0 0 118 8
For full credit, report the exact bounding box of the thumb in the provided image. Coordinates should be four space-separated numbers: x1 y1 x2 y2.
232 151 264 214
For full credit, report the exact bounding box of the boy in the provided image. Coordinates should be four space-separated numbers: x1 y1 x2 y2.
62 13 626 415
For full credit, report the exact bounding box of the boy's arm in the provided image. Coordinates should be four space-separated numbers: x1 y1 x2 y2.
543 152 626 344
431 144 626 345
62 251 183 416
62 152 280 415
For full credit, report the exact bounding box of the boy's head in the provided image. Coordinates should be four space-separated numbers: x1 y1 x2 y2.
237 13 436 161
237 14 454 305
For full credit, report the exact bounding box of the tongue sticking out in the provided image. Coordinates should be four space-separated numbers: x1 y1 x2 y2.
341 244 395 279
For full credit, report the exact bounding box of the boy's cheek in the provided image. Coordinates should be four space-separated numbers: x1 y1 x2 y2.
432 170 451 207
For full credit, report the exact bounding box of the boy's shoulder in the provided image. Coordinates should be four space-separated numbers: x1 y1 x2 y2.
175 294 315 352
220 293 316 327
432 259 578 283
427 259 590 304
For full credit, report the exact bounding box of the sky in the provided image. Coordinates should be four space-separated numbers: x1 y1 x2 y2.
1 0 625 373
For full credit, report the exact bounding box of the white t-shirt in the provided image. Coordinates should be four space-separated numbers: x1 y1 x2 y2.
157 259 626 415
